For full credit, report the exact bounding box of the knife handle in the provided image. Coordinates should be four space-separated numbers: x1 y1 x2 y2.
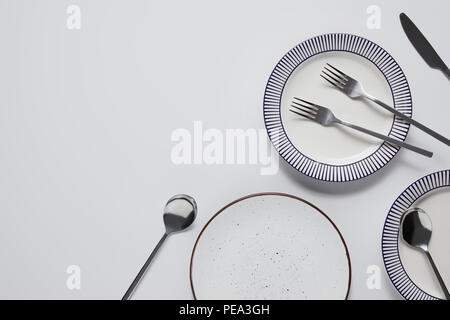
444 68 450 80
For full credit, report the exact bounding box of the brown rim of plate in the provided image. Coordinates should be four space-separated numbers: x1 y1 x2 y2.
189 192 352 300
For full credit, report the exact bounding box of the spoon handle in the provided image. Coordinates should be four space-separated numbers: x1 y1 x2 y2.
425 251 450 300
122 233 168 300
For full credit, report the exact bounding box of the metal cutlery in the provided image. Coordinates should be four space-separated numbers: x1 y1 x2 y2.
321 63 450 146
401 208 450 300
400 12 450 80
122 194 197 300
289 98 433 158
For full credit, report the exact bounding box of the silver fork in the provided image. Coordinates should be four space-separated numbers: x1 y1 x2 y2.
321 63 450 146
290 98 433 158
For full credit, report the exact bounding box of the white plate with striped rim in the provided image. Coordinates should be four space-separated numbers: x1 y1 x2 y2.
382 170 450 300
263 33 412 182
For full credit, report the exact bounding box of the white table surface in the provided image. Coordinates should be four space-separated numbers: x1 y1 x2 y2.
0 0 449 299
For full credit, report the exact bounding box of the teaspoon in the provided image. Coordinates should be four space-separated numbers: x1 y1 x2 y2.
122 194 197 300
401 207 450 299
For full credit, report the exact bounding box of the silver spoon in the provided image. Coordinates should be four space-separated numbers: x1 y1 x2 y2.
122 194 197 300
401 208 450 299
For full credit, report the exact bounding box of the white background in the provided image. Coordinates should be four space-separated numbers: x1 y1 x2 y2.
0 0 449 299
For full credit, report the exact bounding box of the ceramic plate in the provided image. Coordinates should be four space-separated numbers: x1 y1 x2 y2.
263 33 412 182
382 170 450 300
190 193 351 299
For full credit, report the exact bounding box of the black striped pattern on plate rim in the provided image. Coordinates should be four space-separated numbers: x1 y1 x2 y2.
382 170 450 300
263 33 412 182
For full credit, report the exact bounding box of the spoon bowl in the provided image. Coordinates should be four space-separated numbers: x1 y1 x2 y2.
163 194 197 234
401 207 432 250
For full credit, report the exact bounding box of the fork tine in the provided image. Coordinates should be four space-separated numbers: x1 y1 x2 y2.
321 70 345 87
292 100 317 112
291 102 317 114
289 108 307 117
326 63 348 79
289 108 315 120
291 106 317 119
324 66 346 82
293 98 319 108
320 74 342 88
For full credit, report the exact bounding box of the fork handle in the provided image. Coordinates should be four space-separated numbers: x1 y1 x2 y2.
338 120 433 158
365 94 450 146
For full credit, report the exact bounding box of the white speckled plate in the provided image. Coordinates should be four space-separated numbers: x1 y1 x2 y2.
190 193 351 299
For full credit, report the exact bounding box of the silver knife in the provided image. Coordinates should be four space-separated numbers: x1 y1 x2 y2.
400 13 450 79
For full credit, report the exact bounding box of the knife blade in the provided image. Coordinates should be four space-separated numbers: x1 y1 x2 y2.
400 12 450 79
